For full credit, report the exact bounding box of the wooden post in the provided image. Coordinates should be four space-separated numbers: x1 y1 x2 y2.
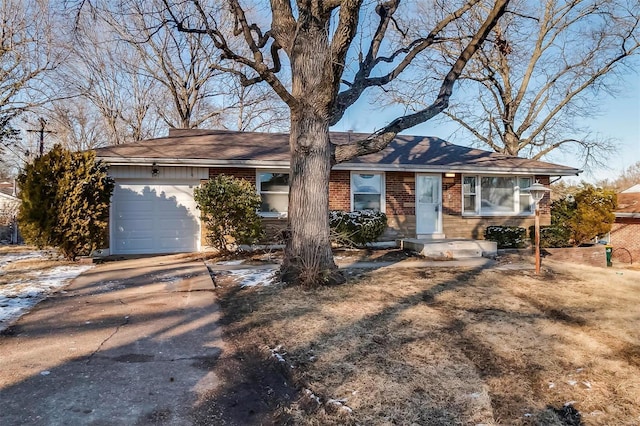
535 206 541 275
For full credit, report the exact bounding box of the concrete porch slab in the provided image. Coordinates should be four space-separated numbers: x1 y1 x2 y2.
399 239 498 259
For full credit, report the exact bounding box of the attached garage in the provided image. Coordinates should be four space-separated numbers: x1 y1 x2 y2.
108 166 208 255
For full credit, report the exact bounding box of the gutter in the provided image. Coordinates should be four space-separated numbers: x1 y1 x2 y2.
98 156 582 177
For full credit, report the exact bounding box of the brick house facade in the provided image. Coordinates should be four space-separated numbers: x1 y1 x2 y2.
96 129 579 255
206 166 553 242
610 187 640 264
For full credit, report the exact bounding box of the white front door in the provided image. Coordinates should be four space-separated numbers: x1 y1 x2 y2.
415 174 442 237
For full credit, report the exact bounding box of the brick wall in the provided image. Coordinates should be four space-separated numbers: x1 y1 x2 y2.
209 167 256 184
201 167 554 243
329 170 350 211
442 174 462 215
610 218 640 264
386 172 415 216
534 175 551 215
443 214 540 240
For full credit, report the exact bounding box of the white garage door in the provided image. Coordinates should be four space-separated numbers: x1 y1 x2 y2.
111 180 200 255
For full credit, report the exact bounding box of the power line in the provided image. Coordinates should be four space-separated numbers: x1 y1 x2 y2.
25 117 55 157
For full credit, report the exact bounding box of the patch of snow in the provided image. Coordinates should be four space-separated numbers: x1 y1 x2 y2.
216 260 246 266
0 252 46 269
303 389 321 406
270 344 287 363
327 399 353 414
229 268 277 287
0 264 93 331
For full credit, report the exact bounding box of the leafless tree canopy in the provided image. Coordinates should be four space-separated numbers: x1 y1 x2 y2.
429 0 639 167
0 0 62 167
1 0 289 169
156 0 509 163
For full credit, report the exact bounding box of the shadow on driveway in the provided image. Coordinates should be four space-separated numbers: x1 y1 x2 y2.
0 255 224 425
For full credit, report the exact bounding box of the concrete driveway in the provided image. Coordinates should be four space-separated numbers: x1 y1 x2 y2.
0 255 224 425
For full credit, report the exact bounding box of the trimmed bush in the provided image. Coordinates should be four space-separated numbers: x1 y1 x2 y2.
329 210 387 247
194 175 263 253
17 145 114 260
484 226 527 248
528 225 572 248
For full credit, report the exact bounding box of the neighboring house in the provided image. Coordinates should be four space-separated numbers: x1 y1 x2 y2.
611 184 640 263
0 181 19 244
94 129 581 255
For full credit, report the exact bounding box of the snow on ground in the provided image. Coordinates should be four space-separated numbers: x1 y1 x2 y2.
0 253 93 331
216 260 246 266
229 268 277 287
207 260 278 287
0 252 45 269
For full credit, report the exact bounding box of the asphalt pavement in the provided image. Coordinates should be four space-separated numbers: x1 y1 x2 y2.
0 255 223 426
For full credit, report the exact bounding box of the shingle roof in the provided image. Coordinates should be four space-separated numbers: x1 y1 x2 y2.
616 192 640 214
94 129 581 176
0 181 16 197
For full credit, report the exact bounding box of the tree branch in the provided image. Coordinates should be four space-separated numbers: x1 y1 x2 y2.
333 0 510 163
331 0 483 125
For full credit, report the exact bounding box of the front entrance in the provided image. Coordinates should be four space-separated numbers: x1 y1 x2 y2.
415 174 443 238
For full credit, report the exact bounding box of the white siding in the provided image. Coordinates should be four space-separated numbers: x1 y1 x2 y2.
108 165 209 180
110 180 201 254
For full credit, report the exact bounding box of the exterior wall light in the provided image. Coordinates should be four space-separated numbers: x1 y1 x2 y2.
524 181 550 275
151 162 160 177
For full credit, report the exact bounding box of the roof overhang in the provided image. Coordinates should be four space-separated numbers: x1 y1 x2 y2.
615 212 640 218
98 156 582 177
0 192 19 201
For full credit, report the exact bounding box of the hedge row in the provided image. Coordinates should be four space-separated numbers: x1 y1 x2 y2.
484 225 572 248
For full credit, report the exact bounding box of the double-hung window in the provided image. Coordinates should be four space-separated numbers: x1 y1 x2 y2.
351 172 385 212
257 171 289 216
462 175 534 215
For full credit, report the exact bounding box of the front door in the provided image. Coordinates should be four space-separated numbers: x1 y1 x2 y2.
415 174 442 237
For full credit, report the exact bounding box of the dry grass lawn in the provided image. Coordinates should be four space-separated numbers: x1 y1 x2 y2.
211 257 640 425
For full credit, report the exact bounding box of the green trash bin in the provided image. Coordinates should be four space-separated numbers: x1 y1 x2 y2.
605 245 613 267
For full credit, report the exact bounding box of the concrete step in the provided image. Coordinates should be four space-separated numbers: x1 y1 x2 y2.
399 239 498 259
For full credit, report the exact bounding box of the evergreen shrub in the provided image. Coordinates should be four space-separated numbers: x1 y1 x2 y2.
549 184 616 245
194 175 263 253
17 145 114 259
528 225 572 248
484 226 527 248
329 210 387 247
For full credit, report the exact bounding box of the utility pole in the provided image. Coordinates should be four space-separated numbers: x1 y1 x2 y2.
26 117 54 157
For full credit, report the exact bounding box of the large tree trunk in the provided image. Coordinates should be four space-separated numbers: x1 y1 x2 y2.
280 16 344 287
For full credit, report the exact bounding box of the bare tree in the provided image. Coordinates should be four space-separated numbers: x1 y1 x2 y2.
136 0 511 286
0 0 62 159
220 79 289 131
596 160 640 191
46 98 110 151
433 0 640 166
89 0 225 129
56 17 161 146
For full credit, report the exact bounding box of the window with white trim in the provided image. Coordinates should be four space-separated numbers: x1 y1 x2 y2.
257 171 289 216
462 175 534 215
518 177 533 214
351 172 385 212
463 176 478 214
